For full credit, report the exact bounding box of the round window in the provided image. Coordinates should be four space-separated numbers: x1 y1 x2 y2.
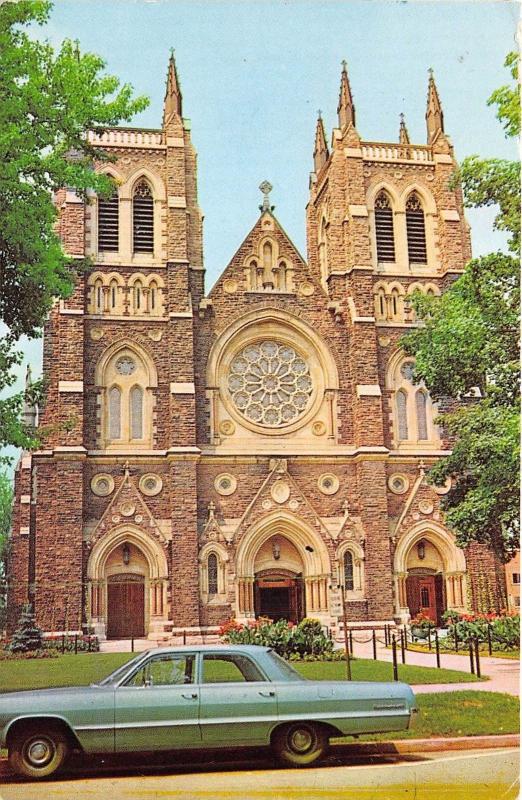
318 473 339 495
388 474 410 495
227 340 313 428
215 473 237 496
91 473 115 497
139 473 163 497
116 356 136 376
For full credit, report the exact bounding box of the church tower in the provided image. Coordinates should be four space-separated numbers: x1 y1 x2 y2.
9 54 205 640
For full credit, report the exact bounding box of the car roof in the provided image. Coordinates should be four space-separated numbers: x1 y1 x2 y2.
140 644 271 655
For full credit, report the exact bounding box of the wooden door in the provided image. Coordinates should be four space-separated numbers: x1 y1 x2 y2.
107 575 145 639
406 575 437 623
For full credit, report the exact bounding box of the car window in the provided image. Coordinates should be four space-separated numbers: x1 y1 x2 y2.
125 654 195 687
202 653 265 683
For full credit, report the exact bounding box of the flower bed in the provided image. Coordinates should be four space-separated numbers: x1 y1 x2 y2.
219 617 334 659
442 610 520 650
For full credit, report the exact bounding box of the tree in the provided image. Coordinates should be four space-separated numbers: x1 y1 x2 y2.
402 53 520 562
9 604 43 652
0 473 13 631
0 1 149 459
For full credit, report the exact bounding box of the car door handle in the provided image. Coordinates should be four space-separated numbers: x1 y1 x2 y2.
258 691 275 697
181 692 198 700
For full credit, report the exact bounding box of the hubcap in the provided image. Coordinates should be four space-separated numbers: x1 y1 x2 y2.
26 738 54 767
289 728 313 753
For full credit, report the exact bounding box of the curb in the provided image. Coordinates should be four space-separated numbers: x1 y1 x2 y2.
331 734 520 754
0 735 518 778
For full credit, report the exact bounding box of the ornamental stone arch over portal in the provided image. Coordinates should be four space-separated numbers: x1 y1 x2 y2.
235 511 332 625
206 307 339 443
86 523 169 641
393 521 467 624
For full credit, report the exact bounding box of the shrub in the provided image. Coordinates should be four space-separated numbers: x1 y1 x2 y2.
43 634 100 653
219 617 333 658
9 604 43 653
443 611 520 650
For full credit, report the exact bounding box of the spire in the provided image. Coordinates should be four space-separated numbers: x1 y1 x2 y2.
163 49 182 124
399 113 410 145
313 110 329 172
425 68 444 143
337 60 356 130
22 365 37 430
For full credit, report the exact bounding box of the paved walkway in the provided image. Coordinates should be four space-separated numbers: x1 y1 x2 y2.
348 634 520 696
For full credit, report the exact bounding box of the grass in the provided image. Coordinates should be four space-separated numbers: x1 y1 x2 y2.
343 691 520 741
405 642 520 660
0 652 482 693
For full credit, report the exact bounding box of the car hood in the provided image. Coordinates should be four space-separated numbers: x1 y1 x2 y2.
0 685 113 703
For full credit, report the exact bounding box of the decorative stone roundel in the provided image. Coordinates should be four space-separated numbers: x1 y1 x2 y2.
116 356 136 376
139 473 163 497
388 474 410 495
312 420 326 436
219 419 236 436
228 340 313 428
419 499 434 515
91 474 114 497
318 473 339 495
215 473 237 496
271 480 290 504
433 477 452 495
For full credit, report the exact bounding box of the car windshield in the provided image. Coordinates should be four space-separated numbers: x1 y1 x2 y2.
266 650 306 681
95 653 147 686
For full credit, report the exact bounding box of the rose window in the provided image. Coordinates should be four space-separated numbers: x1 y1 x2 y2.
228 340 313 427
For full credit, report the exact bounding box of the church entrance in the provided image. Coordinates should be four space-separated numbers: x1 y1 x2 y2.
254 573 304 623
107 574 145 639
406 573 444 624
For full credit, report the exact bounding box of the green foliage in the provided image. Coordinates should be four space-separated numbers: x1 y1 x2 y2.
402 54 520 561
442 611 520 650
8 604 43 652
219 617 334 658
0 0 149 457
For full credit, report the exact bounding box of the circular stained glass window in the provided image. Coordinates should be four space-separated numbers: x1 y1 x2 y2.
228 341 313 427
400 361 415 381
116 356 136 376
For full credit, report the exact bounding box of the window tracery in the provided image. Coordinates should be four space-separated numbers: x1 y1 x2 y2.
406 192 427 265
389 356 438 447
245 238 293 292
98 345 154 449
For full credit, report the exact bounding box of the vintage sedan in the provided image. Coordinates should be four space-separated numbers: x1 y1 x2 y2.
0 645 417 778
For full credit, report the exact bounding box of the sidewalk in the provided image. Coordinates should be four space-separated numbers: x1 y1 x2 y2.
348 634 520 696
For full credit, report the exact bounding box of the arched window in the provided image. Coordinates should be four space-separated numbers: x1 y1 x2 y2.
109 279 118 311
133 280 143 313
416 390 428 440
133 180 154 254
406 193 427 265
375 287 387 320
390 356 438 446
390 287 402 320
94 278 104 313
98 185 119 252
343 551 354 591
396 389 409 440
108 387 121 439
130 386 143 439
149 280 157 313
374 191 396 263
207 553 218 596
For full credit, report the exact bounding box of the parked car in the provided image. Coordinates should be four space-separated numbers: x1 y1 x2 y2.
0 644 417 778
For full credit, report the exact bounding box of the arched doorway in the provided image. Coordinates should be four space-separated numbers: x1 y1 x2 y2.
394 523 467 624
235 512 332 626
253 536 305 622
87 524 169 640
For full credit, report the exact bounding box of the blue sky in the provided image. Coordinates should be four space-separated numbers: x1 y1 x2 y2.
2 0 518 466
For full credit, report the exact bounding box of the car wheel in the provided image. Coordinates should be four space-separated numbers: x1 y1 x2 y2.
272 722 329 767
8 723 70 779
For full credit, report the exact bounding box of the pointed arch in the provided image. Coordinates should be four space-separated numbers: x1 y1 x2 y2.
372 188 396 264
87 523 169 581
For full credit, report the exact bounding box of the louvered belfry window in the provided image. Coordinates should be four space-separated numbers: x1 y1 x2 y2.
133 180 154 253
374 191 395 262
98 188 119 252
406 193 427 264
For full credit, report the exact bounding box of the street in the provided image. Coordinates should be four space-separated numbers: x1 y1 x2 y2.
0 746 518 800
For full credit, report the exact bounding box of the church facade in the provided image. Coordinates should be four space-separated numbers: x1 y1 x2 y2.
8 58 507 640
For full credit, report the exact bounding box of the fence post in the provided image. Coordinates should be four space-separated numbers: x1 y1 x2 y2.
372 629 377 660
487 624 492 656
349 629 354 657
469 640 475 674
455 628 459 654
74 634 78 655
392 635 399 682
474 638 481 678
88 635 91 652
400 629 406 664
384 625 388 646
435 629 441 668
131 636 135 653
342 600 352 681
183 629 187 646
61 634 65 654
427 626 432 650
404 625 408 651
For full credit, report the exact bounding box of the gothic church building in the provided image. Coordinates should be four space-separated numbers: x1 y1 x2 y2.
9 58 506 640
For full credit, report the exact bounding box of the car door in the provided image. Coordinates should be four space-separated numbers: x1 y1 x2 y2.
198 652 278 747
114 652 201 752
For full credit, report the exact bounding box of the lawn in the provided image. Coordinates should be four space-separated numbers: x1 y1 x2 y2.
347 691 520 741
0 652 481 693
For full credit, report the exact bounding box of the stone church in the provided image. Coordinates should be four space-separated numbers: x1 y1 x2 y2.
8 57 507 640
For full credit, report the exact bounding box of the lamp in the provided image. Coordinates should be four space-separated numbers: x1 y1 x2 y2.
122 543 131 565
417 540 426 561
272 540 281 560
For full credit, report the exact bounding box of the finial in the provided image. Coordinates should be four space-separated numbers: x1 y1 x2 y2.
341 59 348 73
428 67 434 79
317 109 322 119
259 180 274 213
122 460 130 477
400 112 405 123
